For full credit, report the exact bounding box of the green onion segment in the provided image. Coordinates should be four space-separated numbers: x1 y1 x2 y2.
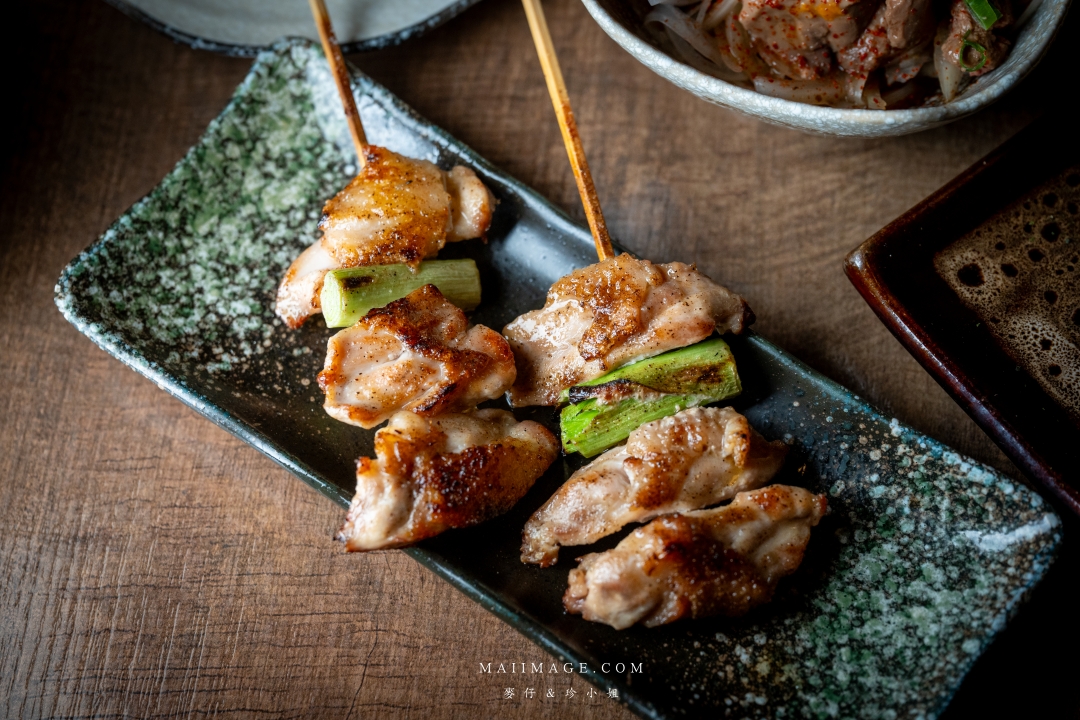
958 34 989 72
559 337 742 457
964 0 1000 30
320 259 481 328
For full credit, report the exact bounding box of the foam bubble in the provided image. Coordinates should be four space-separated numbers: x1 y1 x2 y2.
935 167 1080 419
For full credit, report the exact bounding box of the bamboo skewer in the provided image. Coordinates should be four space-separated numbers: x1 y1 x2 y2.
520 0 614 261
308 0 368 165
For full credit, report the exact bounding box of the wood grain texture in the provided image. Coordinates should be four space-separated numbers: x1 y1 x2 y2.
1 0 1077 717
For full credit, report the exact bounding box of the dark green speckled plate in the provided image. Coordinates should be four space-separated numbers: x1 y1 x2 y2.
55 39 1061 720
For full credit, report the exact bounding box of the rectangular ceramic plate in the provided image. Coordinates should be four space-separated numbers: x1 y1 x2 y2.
55 40 1061 720
846 117 1080 517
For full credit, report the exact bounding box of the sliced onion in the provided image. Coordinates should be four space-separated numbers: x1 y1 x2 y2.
752 75 847 106
645 4 746 82
862 75 885 110
885 61 922 86
881 80 918 107
696 0 712 23
885 42 932 86
934 22 966 102
644 4 724 64
666 27 747 81
703 0 741 29
724 9 757 74
1014 0 1043 27
844 70 868 105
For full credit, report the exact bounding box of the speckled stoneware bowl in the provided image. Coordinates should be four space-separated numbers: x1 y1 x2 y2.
56 39 1061 719
581 0 1071 137
104 0 482 55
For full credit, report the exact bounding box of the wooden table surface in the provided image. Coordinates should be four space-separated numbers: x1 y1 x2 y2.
2 0 1078 717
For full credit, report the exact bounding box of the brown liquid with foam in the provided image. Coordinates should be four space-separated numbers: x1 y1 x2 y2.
935 168 1080 421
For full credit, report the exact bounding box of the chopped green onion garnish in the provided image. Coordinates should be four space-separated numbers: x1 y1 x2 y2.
963 0 1000 30
958 33 989 72
320 259 481 327
559 338 742 457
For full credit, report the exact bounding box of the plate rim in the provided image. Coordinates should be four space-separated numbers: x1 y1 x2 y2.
101 0 485 56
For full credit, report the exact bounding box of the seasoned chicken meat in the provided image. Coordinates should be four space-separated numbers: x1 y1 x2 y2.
503 255 754 407
837 0 934 93
319 284 516 429
339 409 559 551
941 0 1012 76
654 0 1021 108
521 407 786 566
836 4 894 85
564 485 827 629
275 146 495 328
883 0 935 49
738 0 877 79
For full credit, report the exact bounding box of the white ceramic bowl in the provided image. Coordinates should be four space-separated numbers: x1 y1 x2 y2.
581 0 1071 136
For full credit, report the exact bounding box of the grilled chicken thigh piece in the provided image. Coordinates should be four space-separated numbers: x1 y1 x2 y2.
503 255 754 407
339 409 559 551
275 146 495 328
275 240 340 329
319 285 515 429
564 485 827 629
521 407 787 566
321 147 494 268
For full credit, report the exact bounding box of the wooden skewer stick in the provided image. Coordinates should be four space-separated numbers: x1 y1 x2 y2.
308 0 368 164
521 0 614 261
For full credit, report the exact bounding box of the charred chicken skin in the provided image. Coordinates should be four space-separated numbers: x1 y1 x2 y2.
276 146 495 328
339 409 559 551
564 485 827 629
521 407 787 566
318 284 516 429
502 255 754 407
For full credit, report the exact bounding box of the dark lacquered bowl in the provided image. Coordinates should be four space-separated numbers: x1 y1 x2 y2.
846 114 1080 515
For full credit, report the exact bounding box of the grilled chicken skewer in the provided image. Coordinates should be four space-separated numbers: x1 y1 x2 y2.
564 485 827 629
521 407 787 566
276 151 495 328
323 283 552 550
515 0 753 417
324 286 551 550
340 409 559 551
504 254 753 407
295 2 554 551
278 0 495 329
516 9 821 632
